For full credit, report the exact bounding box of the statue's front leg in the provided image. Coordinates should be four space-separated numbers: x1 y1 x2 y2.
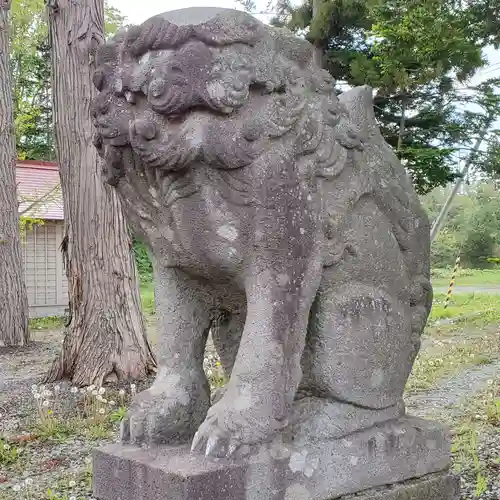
192 178 323 457
121 266 212 446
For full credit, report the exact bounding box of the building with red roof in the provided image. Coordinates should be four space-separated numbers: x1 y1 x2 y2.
16 160 68 318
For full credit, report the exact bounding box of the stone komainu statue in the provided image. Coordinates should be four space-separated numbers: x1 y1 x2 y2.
91 7 432 458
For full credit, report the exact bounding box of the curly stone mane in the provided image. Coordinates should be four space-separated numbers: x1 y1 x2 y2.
91 9 431 345
91 9 365 185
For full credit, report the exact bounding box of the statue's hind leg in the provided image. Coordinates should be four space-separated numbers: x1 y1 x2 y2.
296 201 418 439
295 272 410 440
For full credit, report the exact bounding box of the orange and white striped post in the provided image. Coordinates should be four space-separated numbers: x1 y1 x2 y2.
443 256 460 309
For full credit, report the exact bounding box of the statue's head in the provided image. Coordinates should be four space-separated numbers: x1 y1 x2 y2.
91 7 363 187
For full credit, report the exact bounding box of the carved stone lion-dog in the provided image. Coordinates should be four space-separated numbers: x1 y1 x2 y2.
91 7 432 459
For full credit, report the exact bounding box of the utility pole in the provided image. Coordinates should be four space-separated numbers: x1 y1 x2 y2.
430 131 488 242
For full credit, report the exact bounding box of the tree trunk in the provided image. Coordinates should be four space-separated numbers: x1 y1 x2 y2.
312 0 323 67
0 0 30 347
45 0 155 386
397 94 407 152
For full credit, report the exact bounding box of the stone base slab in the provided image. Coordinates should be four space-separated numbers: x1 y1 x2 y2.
93 417 454 500
341 472 460 499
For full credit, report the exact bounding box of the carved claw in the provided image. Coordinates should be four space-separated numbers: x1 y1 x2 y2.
120 381 210 447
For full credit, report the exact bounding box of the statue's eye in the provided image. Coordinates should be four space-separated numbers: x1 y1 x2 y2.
170 66 183 75
168 66 188 86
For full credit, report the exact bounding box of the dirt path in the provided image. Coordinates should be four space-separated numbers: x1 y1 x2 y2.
405 360 500 419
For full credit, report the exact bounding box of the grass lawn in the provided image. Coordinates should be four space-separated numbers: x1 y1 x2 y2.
431 267 500 288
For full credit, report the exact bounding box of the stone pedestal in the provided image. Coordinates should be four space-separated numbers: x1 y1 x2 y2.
92 417 459 500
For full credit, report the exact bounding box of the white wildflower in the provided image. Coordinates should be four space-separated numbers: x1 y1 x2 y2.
54 385 61 393
98 387 105 395
101 398 108 404
33 393 41 400
25 478 33 486
80 388 86 394
96 395 103 402
109 400 116 406
43 390 52 397
92 390 98 396
42 400 50 407
31 385 38 393
13 485 21 492
99 408 105 414
70 387 78 394
130 383 136 392
118 389 125 396
3 444 11 450
70 497 77 500
69 480 76 487
487 379 494 385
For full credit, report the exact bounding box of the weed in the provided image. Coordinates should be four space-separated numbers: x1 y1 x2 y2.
109 406 127 424
485 399 500 426
452 424 488 496
0 439 19 466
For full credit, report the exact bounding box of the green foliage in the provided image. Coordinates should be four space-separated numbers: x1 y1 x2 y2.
108 406 127 423
273 0 500 193
0 439 20 466
422 182 500 268
429 230 460 269
140 281 155 317
19 215 43 240
132 238 153 283
10 1 126 161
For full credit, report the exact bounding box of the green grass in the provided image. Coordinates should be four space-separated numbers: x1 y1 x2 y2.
429 292 500 326
431 267 500 288
29 316 65 331
406 292 500 393
29 281 155 332
140 280 155 317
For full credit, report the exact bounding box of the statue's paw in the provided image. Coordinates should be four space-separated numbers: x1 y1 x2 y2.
121 381 210 446
191 393 285 458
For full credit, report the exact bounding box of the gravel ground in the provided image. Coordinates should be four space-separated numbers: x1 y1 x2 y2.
1 328 499 499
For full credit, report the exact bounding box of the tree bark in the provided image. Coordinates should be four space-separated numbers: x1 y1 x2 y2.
45 0 155 386
312 0 323 67
0 0 30 347
397 94 406 152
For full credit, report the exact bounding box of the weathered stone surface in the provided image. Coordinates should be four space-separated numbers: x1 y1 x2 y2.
93 417 453 500
342 473 460 500
91 5 443 499
91 5 433 458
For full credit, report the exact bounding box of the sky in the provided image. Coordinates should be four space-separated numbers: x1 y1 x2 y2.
109 0 500 83
108 0 267 25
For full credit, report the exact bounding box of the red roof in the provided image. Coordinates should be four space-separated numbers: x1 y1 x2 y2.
16 160 64 220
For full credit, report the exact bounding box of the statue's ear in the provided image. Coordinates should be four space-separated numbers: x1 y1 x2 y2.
338 85 382 142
